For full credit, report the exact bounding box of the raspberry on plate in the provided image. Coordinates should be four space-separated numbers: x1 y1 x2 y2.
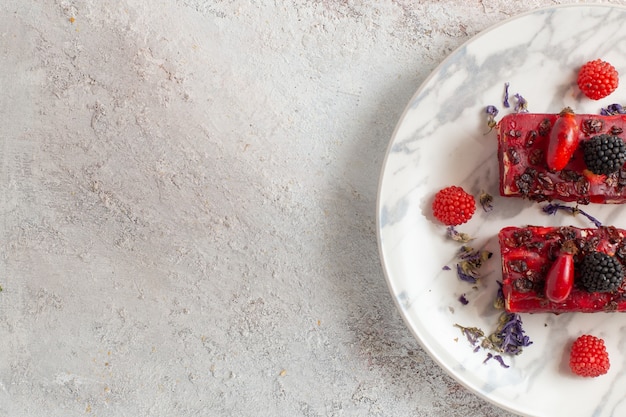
569 334 610 377
577 59 619 100
431 186 475 226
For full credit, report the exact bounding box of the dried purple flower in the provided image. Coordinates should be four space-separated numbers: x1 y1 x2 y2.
483 312 533 355
484 353 511 368
600 103 626 116
493 355 510 368
455 287 532 368
503 82 511 108
458 294 469 305
446 226 473 243
485 105 499 117
456 263 478 284
514 93 528 113
442 265 451 271
456 314 531 361
456 246 492 284
479 191 494 212
454 324 484 346
542 203 603 227
493 281 505 310
485 105 499 133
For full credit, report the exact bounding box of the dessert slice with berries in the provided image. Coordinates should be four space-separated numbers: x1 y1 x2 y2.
499 225 626 313
498 109 626 204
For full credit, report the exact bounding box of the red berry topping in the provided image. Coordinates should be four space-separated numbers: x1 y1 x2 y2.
577 59 619 100
432 186 475 226
546 107 579 171
569 334 610 377
545 253 574 303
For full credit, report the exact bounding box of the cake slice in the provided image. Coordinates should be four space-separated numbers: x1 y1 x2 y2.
498 111 626 204
499 225 626 313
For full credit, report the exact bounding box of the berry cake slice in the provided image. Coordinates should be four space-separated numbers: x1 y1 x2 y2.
498 111 626 204
499 225 626 313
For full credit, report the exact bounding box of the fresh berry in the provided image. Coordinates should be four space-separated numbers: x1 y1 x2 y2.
432 186 475 226
546 107 579 171
577 59 619 100
582 134 626 175
545 253 574 303
579 252 624 292
569 334 610 377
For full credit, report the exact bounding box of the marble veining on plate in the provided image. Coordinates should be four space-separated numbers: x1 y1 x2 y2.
378 5 626 417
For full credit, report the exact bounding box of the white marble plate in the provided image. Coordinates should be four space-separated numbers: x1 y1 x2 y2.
377 5 626 417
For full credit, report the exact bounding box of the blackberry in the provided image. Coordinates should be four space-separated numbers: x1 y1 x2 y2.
579 252 624 292
582 134 626 175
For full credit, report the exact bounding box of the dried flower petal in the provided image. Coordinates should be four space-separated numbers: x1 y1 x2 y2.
456 246 492 284
456 313 531 358
493 281 505 310
479 191 494 212
514 93 528 113
446 226 473 243
483 352 510 368
503 82 510 108
601 103 626 116
483 312 533 355
493 354 510 368
485 105 499 117
485 105 499 133
455 310 531 368
442 265 451 271
456 264 477 284
542 203 603 227
454 324 484 346
458 294 469 305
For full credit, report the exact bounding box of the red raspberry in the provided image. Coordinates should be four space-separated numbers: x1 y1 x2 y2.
569 334 610 377
577 59 619 100
432 186 475 226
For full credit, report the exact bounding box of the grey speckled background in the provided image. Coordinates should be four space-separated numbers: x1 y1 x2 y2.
1 1 624 416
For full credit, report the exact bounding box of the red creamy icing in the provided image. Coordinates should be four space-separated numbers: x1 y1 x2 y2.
497 113 626 203
499 226 626 313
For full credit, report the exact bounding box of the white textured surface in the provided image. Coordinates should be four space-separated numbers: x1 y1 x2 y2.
2 1 625 416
